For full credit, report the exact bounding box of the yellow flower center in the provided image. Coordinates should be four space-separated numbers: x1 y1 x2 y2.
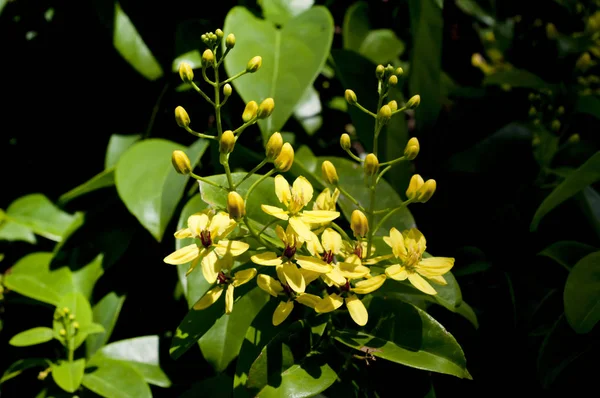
404 249 421 271
288 193 305 214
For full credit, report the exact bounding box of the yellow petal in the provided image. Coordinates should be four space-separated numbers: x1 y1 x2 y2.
193 286 224 310
275 225 287 245
322 228 342 254
298 210 340 224
325 267 347 286
408 273 437 295
164 244 200 265
352 274 386 294
417 257 455 276
296 293 321 309
339 262 371 279
215 252 234 272
225 284 235 314
385 264 408 281
280 262 305 293
299 269 321 285
292 176 314 206
233 268 257 286
346 295 368 326
273 300 294 326
210 211 236 240
275 265 287 284
426 274 447 285
294 255 333 273
289 216 313 242
315 293 344 313
174 228 192 239
305 231 323 256
257 274 283 297
201 250 220 284
274 174 292 206
403 228 426 256
185 257 201 277
362 254 394 265
261 205 290 220
214 240 250 256
188 213 210 237
251 252 283 266
387 228 407 260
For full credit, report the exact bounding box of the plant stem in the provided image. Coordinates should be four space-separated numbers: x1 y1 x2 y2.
354 102 376 118
184 126 217 140
257 218 278 237
242 169 277 250
379 156 407 167
190 81 215 106
190 172 226 190
221 69 247 85
344 148 362 163
335 184 364 211
372 199 413 234
235 158 268 189
330 221 352 242
213 63 235 191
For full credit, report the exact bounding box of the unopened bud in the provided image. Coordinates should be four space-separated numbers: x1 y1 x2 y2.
223 84 232 97
529 106 537 117
546 23 558 39
59 329 66 336
274 143 294 172
406 174 425 200
242 101 258 122
416 179 436 203
404 137 420 160
202 49 215 66
257 98 275 119
322 161 339 185
226 33 236 48
406 94 420 109
227 191 246 219
376 64 385 79
62 307 70 314
175 106 191 128
340 133 351 150
220 130 236 154
568 133 580 143
266 132 283 160
172 150 192 175
385 65 395 77
215 29 224 39
364 153 379 177
377 105 392 125
551 120 561 131
576 52 592 71
68 314 75 320
388 100 398 112
345 89 357 105
72 321 79 329
246 56 262 73
395 67 404 76
179 62 194 83
350 210 369 238
557 105 565 115
388 75 398 86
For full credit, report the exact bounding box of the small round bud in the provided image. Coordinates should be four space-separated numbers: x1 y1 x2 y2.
568 133 580 143
529 106 537 117
340 133 351 150
416 179 436 203
395 67 404 76
377 105 392 125
201 34 207 42
364 153 379 177
227 191 246 219
404 137 420 160
350 210 369 238
388 75 398 86
266 132 283 160
406 94 421 109
226 33 236 48
223 84 232 97
175 106 191 128
557 105 565 115
376 65 385 79
68 314 75 320
215 29 224 39
546 23 558 39
202 49 215 66
385 65 395 77
242 101 258 123
274 143 294 172
551 119 561 131
388 100 398 112
73 321 80 329
59 329 66 336
406 174 425 200
321 161 339 185
257 98 275 119
62 307 70 314
246 56 262 73
576 52 592 71
345 89 357 105
178 62 194 83
172 150 192 175
220 130 236 154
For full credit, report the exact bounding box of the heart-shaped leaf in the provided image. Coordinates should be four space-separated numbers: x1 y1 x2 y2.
223 6 334 142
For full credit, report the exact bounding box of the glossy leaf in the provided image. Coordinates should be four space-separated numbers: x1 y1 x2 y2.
83 356 152 398
0 221 36 243
53 292 94 350
71 254 104 300
223 6 334 141
115 138 209 241
483 69 553 89
113 2 163 80
531 152 600 231
0 358 50 384
9 327 55 347
58 169 116 204
538 241 597 270
564 251 600 333
52 359 85 393
86 292 126 357
342 1 370 51
105 134 141 169
260 0 314 26
359 29 405 65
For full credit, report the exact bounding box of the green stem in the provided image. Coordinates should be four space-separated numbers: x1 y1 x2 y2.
221 69 247 85
202 66 216 86
344 148 362 163
379 156 407 167
372 199 413 235
233 120 257 137
375 165 392 185
335 184 364 211
242 168 277 250
330 221 352 242
245 169 275 202
392 106 407 115
184 126 217 140
258 218 278 237
365 179 376 258
190 81 215 106
235 158 268 189
354 102 376 118
190 172 226 190
213 63 235 191
217 48 232 68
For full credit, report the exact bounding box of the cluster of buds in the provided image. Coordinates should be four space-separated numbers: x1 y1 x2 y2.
54 306 80 345
266 132 294 172
527 91 565 133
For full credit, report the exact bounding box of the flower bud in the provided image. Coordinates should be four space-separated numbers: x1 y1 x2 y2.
416 179 436 203
395 67 404 76
215 29 224 39
266 132 283 160
59 329 66 336
376 65 385 79
340 133 351 150
546 23 558 39
175 106 190 128
202 49 215 66
274 143 294 172
388 75 398 86
404 137 419 160
406 94 421 109
246 56 262 73
226 33 236 48
227 191 246 219
385 65 395 76
68 314 75 320
172 150 192 175
179 62 194 83
62 307 70 314
242 101 258 122
257 98 275 119
568 133 580 143
576 52 592 71
551 119 561 131
377 105 392 125
557 106 565 115
350 210 369 238
406 174 425 200
321 161 339 185
223 83 232 97
345 89 357 105
72 321 79 329
528 106 537 117
220 130 236 154
364 153 379 177
388 100 398 112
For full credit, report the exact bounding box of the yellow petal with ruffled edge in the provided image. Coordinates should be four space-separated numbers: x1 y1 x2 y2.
289 216 313 242
201 250 220 284
322 228 342 254
426 274 447 285
385 228 407 260
214 240 250 257
274 174 292 206
292 176 314 207
296 293 322 309
233 268 257 287
193 286 224 310
188 213 210 237
417 257 455 276
174 228 192 239
225 284 235 314
403 228 426 256
325 267 347 286
339 262 370 279
408 273 437 295
261 205 290 220
251 252 283 266
164 244 200 265
385 264 408 281
273 300 294 326
280 262 305 293
295 255 333 273
298 210 340 224
299 269 321 285
257 274 283 297
352 274 386 294
346 295 368 326
315 293 344 313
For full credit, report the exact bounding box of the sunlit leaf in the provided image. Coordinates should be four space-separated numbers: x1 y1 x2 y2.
9 327 55 347
52 359 85 393
86 292 126 357
105 134 142 169
83 356 152 398
259 0 314 26
359 29 405 65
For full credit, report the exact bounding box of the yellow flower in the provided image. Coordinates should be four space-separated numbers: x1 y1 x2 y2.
257 274 322 326
261 175 339 241
383 228 454 295
313 188 339 211
193 268 257 314
163 210 250 284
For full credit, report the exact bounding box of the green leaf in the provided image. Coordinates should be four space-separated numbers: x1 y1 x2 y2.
86 292 126 357
0 220 36 243
115 138 209 241
172 50 202 72
9 327 55 347
83 357 152 398
579 187 600 240
58 169 116 205
538 241 597 270
199 285 270 372
0 358 50 384
223 6 334 141
260 0 314 26
564 251 600 334
71 254 104 300
98 336 171 387
53 292 94 350
359 29 405 65
531 152 600 231
483 69 553 89
52 359 85 393
575 95 600 120
455 0 495 25
78 323 105 335
113 2 163 80
105 134 142 169
342 1 370 51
